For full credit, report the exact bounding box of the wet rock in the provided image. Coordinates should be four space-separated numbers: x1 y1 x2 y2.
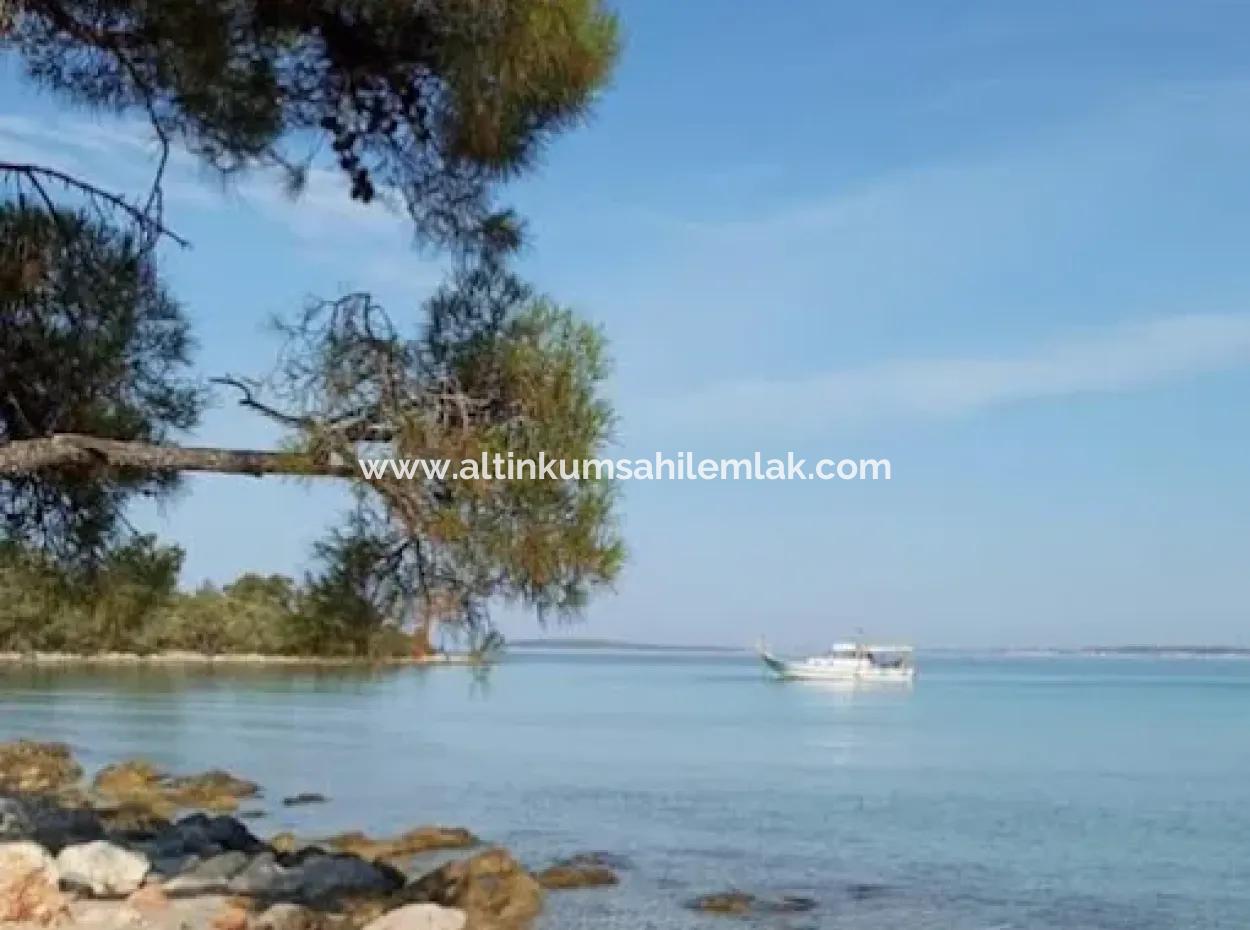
687 891 817 917
324 827 476 862
0 841 68 924
166 770 259 812
402 848 543 928
0 796 34 840
299 854 405 902
689 891 755 915
56 839 151 896
93 759 165 801
534 864 618 890
282 793 328 807
93 760 259 817
227 851 305 897
362 903 467 930
555 851 632 871
0 740 83 794
163 851 252 894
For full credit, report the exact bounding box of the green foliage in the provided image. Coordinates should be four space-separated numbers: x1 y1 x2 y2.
8 0 619 250
267 257 624 636
0 203 202 566
0 540 412 657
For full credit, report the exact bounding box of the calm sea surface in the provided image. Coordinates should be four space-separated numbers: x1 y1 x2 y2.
2 652 1248 929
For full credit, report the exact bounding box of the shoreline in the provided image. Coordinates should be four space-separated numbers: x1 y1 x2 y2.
0 651 486 667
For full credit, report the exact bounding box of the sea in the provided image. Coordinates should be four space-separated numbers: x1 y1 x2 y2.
2 651 1248 929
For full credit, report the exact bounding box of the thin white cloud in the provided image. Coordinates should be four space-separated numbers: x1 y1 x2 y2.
0 111 445 300
656 313 1250 435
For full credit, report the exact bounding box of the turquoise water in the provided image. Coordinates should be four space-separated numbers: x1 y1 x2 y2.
2 653 1249 929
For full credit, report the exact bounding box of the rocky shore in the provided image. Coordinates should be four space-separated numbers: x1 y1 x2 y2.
0 741 620 930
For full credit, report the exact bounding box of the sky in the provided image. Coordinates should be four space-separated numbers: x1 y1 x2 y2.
3 0 1250 649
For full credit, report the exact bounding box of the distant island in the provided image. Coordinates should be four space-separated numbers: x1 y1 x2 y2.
508 637 743 653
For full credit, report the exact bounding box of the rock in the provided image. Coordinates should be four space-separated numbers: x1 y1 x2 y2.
251 902 345 930
0 796 34 840
555 851 632 871
56 840 151 896
688 891 755 915
212 900 251 930
93 760 259 817
324 827 476 862
127 882 171 914
163 851 252 894
93 759 165 800
281 793 328 807
0 841 68 924
298 854 405 902
269 833 299 855
99 805 172 843
0 740 82 794
203 814 263 853
166 771 260 812
150 852 202 878
28 800 105 851
403 849 543 928
534 864 618 890
686 891 817 916
226 851 304 897
362 903 467 930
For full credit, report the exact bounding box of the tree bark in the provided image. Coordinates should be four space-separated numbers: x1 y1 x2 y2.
0 434 357 478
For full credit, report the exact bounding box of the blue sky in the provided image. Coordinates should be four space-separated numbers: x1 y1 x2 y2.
3 0 1250 648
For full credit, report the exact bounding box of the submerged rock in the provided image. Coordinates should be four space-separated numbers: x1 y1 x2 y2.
282 793 328 807
0 740 83 795
362 903 467 930
689 891 755 915
324 827 476 862
534 863 618 890
56 839 151 896
687 891 817 917
0 841 67 924
554 851 632 871
402 848 543 928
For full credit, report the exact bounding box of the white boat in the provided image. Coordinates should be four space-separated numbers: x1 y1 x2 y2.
758 640 915 682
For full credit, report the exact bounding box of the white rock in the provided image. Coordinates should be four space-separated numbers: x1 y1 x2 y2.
0 840 58 880
363 903 467 930
56 840 150 896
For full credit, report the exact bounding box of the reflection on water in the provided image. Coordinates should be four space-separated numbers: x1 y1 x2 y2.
2 653 1250 930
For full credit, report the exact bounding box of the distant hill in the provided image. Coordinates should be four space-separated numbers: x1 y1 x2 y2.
508 637 742 653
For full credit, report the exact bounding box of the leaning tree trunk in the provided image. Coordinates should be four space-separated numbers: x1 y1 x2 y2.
0 434 356 478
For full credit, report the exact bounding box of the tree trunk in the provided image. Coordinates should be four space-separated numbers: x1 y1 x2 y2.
0 434 356 478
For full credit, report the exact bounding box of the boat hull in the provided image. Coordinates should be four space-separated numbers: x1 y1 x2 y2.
760 650 915 682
